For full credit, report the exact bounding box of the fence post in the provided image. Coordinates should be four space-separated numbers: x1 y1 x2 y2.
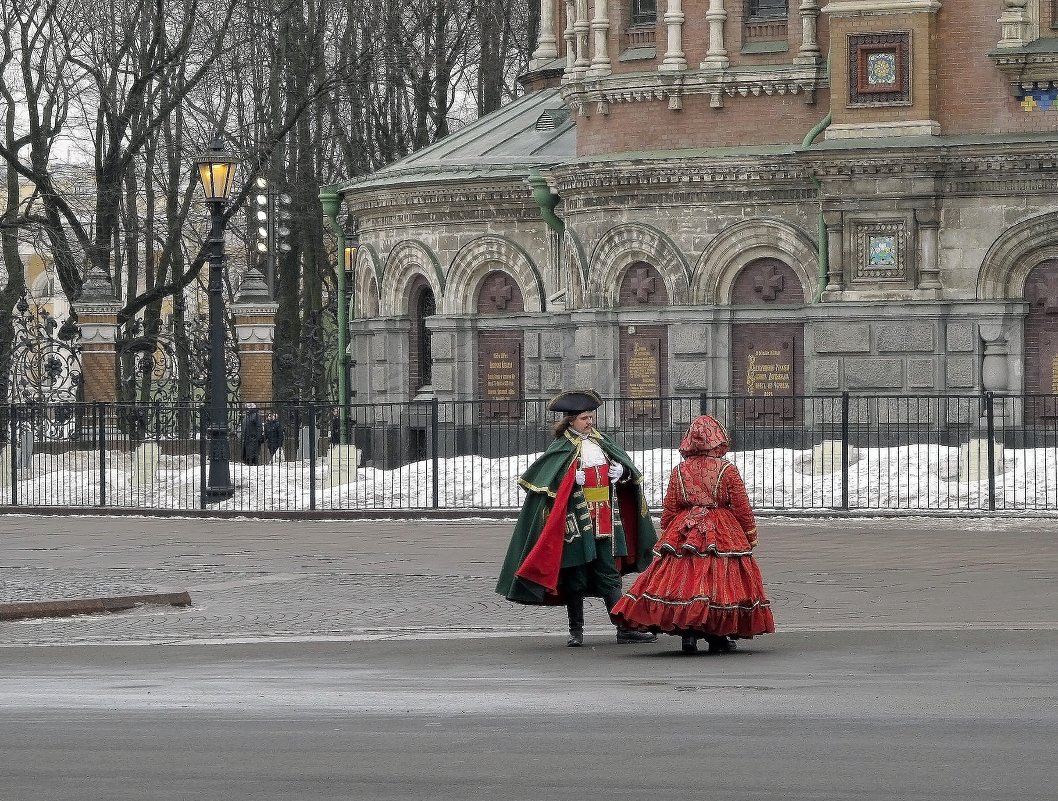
986 391 996 512
308 406 317 511
431 396 440 509
9 404 17 506
97 402 106 507
699 392 708 417
840 392 850 511
199 406 207 510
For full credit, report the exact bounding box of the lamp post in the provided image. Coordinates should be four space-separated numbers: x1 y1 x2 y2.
195 137 238 500
320 187 352 442
341 222 359 441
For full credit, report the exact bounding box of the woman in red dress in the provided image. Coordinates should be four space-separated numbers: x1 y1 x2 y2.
611 415 775 654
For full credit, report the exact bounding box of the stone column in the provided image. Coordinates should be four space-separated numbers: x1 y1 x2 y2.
915 208 942 290
573 0 591 77
531 0 560 66
660 0 687 72
562 0 577 79
794 0 822 64
588 0 612 76
960 322 1008 481
980 324 1010 395
996 0 1034 49
233 267 278 404
73 267 121 403
824 211 844 293
701 0 729 69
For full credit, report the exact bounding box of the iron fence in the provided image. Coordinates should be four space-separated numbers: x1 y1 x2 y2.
2 393 1058 514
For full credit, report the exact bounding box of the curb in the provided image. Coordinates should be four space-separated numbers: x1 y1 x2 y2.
0 591 192 622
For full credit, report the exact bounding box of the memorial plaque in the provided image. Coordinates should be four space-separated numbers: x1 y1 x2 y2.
731 324 803 421
1031 329 1058 419
745 345 793 397
620 326 667 419
478 332 523 419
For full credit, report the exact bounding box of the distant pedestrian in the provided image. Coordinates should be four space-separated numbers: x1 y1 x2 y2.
240 403 267 465
495 389 658 647
611 415 775 654
264 411 284 463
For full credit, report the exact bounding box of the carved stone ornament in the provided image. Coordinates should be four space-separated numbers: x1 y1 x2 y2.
559 64 827 113
80 263 116 301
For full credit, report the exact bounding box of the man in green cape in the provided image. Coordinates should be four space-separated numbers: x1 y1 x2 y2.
495 390 658 647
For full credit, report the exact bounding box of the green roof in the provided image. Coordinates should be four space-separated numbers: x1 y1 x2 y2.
333 88 574 192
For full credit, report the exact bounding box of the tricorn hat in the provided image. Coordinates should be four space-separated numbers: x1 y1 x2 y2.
547 389 603 414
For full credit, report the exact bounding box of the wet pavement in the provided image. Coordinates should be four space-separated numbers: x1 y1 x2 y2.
4 514 1058 800
2 514 1057 646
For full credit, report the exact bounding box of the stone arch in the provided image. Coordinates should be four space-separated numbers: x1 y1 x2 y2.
559 227 589 309
588 222 691 308
977 212 1058 300
379 239 444 316
443 234 544 314
352 243 382 319
693 219 818 304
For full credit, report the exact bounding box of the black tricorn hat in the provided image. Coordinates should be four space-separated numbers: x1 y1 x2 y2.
547 389 603 414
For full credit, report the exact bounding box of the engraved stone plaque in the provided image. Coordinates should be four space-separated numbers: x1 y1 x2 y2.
620 325 667 419
478 332 523 419
731 324 803 420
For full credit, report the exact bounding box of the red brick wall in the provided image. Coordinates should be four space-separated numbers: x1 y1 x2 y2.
936 0 1058 135
576 91 832 156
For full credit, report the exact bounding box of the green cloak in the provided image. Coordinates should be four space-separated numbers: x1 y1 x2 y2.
495 428 658 605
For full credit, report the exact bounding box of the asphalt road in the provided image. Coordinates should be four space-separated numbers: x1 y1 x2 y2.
2 632 1057 801
2 515 1057 800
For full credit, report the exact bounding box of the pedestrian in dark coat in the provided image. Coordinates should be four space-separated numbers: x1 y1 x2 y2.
240 403 267 465
264 412 284 463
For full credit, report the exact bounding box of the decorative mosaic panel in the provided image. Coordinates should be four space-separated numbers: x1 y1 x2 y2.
1019 87 1058 112
853 222 908 282
848 32 911 106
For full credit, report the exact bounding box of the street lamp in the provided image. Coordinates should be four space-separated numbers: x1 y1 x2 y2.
195 137 238 500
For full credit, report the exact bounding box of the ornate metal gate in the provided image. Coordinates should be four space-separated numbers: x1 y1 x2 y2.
8 295 82 403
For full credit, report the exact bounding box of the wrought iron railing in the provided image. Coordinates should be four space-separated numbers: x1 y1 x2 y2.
2 394 1058 514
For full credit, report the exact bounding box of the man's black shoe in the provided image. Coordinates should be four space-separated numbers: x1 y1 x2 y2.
616 628 657 644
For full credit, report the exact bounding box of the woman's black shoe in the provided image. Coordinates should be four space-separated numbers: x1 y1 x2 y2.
681 635 698 654
706 635 735 654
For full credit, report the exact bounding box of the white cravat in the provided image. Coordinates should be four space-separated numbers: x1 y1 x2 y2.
578 434 607 468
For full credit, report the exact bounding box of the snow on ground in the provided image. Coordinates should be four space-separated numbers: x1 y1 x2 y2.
3 440 1057 513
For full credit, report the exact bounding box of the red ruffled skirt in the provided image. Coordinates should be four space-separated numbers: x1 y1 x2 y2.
611 507 775 638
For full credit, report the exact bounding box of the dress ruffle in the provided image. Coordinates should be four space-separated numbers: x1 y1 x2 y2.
612 507 774 637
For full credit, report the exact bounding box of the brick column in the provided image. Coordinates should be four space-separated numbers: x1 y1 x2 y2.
233 267 277 404
73 269 121 402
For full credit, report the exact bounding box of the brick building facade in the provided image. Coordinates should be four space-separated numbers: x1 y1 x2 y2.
328 0 1058 434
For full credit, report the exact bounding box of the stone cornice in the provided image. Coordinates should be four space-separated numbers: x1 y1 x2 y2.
822 0 941 13
553 159 812 191
233 303 279 316
346 181 537 217
799 146 1058 177
551 147 1058 203
989 50 1058 89
560 64 828 112
347 182 547 233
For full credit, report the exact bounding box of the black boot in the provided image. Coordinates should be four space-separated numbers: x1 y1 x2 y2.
566 596 584 647
681 635 698 654
604 589 658 644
